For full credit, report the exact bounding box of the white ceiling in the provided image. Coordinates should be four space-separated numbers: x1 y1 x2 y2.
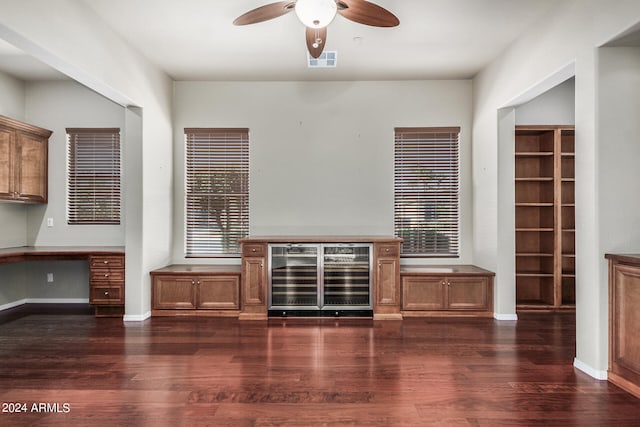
0 0 563 82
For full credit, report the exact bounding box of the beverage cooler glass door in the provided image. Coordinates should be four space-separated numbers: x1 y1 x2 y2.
269 244 320 310
322 244 372 309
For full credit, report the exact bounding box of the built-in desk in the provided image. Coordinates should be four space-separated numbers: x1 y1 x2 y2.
0 246 125 317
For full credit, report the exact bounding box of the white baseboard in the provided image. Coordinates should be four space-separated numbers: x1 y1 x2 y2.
574 357 608 380
0 298 89 312
26 298 89 304
0 299 29 312
494 313 518 321
123 311 151 322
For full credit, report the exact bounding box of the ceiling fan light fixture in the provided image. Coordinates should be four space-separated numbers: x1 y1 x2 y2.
295 0 337 28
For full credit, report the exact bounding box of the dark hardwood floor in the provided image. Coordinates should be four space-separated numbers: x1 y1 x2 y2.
0 305 639 426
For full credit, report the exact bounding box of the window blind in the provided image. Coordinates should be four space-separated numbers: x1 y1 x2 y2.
67 128 121 225
185 128 249 257
394 127 460 257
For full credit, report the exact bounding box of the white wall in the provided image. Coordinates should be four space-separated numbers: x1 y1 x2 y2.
473 0 640 378
0 70 27 249
516 78 575 125
0 264 27 307
173 80 473 264
598 46 640 270
24 80 126 246
0 71 24 120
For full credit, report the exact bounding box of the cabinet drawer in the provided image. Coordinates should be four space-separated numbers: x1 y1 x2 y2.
90 285 123 304
90 255 125 269
376 244 399 257
90 269 125 283
243 243 266 257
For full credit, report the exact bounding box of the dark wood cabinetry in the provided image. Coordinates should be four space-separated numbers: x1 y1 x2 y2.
606 253 640 399
239 242 268 320
515 126 575 311
151 265 241 316
89 254 125 316
373 242 402 319
239 236 402 320
0 115 51 204
401 265 494 317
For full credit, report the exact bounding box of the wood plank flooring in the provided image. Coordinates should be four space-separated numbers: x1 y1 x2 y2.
0 305 639 426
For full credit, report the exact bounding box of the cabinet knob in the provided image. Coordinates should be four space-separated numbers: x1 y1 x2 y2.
104 291 109 296
252 248 256 252
104 274 109 277
103 261 109 264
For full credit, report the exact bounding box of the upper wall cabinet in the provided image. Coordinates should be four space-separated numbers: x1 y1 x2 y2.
0 115 52 204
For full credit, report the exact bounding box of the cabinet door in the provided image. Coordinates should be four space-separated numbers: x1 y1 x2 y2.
242 257 266 306
15 132 47 203
446 277 490 310
610 263 640 385
152 276 196 309
197 275 240 310
0 128 14 199
402 276 446 310
376 257 400 306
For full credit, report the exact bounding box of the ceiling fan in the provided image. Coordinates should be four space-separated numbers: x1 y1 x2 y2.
233 0 399 59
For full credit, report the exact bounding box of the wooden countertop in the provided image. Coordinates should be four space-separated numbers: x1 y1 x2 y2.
605 253 640 265
240 236 402 243
150 264 242 275
400 264 495 276
0 246 125 265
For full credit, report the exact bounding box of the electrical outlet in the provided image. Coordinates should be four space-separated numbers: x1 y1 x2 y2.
47 273 54 283
47 218 54 227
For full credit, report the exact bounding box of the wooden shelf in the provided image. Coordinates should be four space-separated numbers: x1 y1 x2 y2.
515 125 575 313
515 177 554 181
515 203 554 207
516 252 554 257
515 152 554 156
517 273 554 277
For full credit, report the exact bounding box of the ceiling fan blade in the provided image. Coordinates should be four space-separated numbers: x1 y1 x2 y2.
233 1 296 25
337 0 399 27
305 26 327 59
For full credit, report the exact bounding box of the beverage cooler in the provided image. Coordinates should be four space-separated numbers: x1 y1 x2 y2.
268 243 373 317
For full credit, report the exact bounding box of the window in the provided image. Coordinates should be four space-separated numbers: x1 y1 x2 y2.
185 128 249 257
394 127 460 257
67 128 121 225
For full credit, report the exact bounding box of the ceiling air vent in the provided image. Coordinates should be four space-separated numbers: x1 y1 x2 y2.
308 51 337 68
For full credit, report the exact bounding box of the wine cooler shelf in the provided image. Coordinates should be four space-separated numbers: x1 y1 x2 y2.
268 243 373 316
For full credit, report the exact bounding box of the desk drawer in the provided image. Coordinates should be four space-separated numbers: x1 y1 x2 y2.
243 243 266 257
90 255 125 269
376 243 399 257
90 285 124 304
90 269 125 283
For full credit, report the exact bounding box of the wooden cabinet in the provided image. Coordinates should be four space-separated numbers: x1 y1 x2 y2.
239 242 268 320
515 126 575 311
151 265 241 315
373 242 402 319
0 115 51 203
89 254 125 317
606 254 640 399
239 237 403 320
401 265 494 317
